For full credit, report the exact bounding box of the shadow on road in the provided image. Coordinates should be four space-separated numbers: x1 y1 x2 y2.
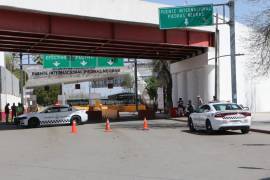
238 166 267 170
107 122 187 130
181 130 243 136
0 123 24 131
242 144 270 146
87 113 170 124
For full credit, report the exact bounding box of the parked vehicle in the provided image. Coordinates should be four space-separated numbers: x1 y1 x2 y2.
188 102 251 134
14 105 88 128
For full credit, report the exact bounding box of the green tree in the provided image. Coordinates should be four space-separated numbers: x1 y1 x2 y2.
153 60 173 112
145 77 159 103
4 53 28 86
246 0 270 76
33 85 61 106
121 74 134 92
4 53 16 71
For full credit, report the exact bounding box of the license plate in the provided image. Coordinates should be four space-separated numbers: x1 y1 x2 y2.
230 120 241 123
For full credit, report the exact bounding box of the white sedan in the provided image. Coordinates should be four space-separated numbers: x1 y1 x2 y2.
15 105 88 128
188 102 251 134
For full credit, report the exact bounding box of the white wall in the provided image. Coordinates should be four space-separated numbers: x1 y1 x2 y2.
171 53 214 107
62 82 124 99
0 93 20 112
0 52 4 67
0 57 21 113
171 17 270 112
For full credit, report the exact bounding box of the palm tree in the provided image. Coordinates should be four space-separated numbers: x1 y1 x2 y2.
153 60 173 112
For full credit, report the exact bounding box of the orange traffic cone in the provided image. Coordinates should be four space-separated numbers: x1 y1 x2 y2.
71 120 77 134
143 117 149 130
105 119 112 132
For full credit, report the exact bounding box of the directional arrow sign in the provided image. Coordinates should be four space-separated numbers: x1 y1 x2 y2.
98 58 124 67
184 18 189 26
80 60 87 66
53 61 60 67
42 55 124 69
107 59 114 66
159 4 213 29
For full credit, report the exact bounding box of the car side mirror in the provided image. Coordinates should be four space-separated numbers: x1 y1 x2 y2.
243 107 249 111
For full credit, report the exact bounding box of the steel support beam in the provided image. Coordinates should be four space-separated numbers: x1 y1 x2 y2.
134 59 138 112
229 0 237 103
19 53 24 106
0 8 214 60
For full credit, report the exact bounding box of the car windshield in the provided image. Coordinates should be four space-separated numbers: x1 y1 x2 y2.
213 104 242 111
40 107 50 113
40 105 75 113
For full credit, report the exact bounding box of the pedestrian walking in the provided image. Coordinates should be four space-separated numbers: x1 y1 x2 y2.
5 103 10 124
11 103 17 121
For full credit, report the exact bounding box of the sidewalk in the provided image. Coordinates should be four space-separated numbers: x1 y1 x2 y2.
170 113 270 134
250 113 270 134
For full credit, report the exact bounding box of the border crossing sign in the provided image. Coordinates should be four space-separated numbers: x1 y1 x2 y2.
159 4 213 29
42 55 124 69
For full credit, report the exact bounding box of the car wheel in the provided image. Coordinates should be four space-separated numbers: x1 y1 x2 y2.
241 128 250 134
71 116 82 125
188 118 196 132
28 118 40 128
206 120 213 134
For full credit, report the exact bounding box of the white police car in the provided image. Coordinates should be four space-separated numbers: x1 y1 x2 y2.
15 105 88 128
188 102 251 134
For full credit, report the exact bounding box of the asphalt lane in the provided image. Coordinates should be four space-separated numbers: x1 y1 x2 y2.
0 119 270 180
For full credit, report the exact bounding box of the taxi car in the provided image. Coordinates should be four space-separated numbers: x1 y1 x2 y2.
14 105 88 128
188 102 251 134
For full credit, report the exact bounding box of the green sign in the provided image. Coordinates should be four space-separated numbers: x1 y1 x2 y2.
42 55 124 69
159 4 213 29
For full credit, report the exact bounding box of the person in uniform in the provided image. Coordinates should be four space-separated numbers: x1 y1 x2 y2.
11 103 17 121
186 100 195 117
5 103 10 124
196 95 203 110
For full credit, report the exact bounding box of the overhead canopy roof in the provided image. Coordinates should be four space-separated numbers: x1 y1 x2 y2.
0 1 214 61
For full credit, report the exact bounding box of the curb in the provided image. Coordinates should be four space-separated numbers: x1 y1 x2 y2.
168 118 270 135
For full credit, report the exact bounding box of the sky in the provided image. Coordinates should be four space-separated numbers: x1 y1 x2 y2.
145 0 269 24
